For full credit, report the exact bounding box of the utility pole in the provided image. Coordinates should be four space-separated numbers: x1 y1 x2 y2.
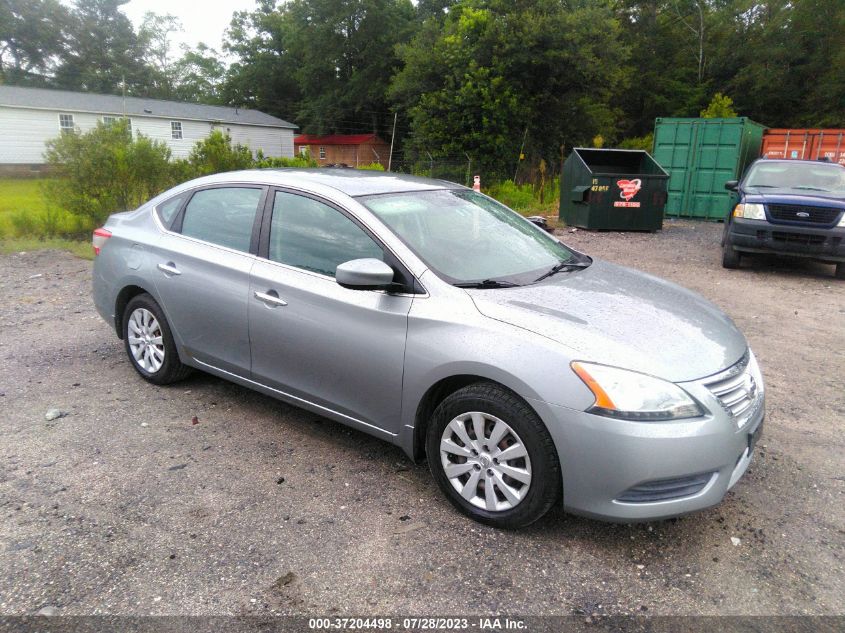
387 112 398 171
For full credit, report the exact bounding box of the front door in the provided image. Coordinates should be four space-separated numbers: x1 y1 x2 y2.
248 190 412 435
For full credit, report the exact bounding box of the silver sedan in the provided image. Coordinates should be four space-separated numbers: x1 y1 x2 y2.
92 169 764 528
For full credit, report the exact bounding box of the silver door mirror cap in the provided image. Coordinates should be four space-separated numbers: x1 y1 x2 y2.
336 258 395 290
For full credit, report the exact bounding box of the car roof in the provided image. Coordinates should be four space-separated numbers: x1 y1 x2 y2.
194 168 467 197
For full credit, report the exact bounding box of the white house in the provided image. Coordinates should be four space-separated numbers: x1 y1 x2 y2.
0 85 297 174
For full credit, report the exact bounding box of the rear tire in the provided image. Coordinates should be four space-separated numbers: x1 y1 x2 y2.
835 263 845 280
122 293 191 385
722 241 742 269
426 382 561 529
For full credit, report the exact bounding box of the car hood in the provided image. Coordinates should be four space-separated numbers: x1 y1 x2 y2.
742 187 845 206
466 259 747 383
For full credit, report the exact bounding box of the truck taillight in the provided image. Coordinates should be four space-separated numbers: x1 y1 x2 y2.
92 228 112 255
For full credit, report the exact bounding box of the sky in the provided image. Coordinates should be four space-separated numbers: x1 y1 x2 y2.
122 0 259 54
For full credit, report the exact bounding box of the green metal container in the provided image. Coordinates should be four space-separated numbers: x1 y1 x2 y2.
559 148 669 231
652 117 766 220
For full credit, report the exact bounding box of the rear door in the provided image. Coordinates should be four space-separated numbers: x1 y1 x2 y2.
248 189 413 436
151 185 266 376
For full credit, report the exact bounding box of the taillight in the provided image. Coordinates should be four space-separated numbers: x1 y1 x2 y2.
92 228 112 255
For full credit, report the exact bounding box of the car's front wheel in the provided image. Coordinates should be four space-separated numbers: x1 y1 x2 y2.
426 383 561 529
835 263 845 280
123 293 191 385
722 240 742 269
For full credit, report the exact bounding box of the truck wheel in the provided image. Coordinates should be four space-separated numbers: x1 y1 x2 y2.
722 242 742 269
835 263 845 280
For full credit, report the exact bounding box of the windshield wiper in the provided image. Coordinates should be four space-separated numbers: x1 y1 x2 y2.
747 184 777 188
792 186 830 192
533 258 591 283
453 279 521 289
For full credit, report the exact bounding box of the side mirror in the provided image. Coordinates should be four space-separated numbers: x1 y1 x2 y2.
336 258 395 290
724 180 739 192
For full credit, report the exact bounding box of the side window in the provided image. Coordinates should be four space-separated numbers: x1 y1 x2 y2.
180 187 263 252
155 193 185 228
269 191 383 277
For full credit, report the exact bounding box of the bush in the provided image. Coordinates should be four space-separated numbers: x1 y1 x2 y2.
617 134 654 152
255 154 318 168
45 120 173 226
357 162 385 171
188 130 254 175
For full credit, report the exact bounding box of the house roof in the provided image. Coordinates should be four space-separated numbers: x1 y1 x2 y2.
295 133 386 145
0 85 297 129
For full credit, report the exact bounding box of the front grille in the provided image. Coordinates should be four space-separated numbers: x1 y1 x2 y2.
771 231 826 246
704 352 760 425
767 204 842 225
616 473 713 503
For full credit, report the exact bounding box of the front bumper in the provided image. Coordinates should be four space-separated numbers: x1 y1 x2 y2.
528 375 765 522
728 218 845 263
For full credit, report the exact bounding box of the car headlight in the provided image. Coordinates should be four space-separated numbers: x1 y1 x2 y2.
733 203 766 220
838 212 845 228
571 362 705 421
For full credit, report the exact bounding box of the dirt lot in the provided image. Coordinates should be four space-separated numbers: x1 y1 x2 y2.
0 220 843 616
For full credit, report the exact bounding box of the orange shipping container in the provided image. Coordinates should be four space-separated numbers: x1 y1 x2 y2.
761 128 845 165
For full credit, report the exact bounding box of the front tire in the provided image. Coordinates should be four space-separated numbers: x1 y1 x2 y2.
123 294 191 385
426 383 561 529
835 263 845 280
722 241 742 269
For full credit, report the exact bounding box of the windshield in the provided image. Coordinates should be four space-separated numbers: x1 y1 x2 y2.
744 161 845 195
359 189 578 285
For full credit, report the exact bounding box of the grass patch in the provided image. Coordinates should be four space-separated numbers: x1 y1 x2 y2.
0 237 93 259
0 178 85 239
486 178 560 216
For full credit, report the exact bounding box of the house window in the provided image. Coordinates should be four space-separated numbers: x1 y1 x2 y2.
102 116 132 135
171 121 183 140
59 114 74 133
319 146 326 160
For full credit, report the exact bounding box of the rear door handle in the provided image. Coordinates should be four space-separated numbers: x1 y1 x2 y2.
157 262 181 276
254 290 288 307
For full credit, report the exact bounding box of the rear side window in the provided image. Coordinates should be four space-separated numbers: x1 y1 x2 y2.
268 191 383 276
155 194 185 228
180 187 263 252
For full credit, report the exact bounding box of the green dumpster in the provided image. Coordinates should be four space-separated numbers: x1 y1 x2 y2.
559 148 669 231
652 117 766 220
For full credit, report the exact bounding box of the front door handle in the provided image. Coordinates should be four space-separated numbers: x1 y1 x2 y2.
157 262 181 276
254 290 288 307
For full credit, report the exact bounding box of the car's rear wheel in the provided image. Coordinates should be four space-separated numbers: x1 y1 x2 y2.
835 263 845 280
722 241 742 269
426 383 560 529
123 294 191 384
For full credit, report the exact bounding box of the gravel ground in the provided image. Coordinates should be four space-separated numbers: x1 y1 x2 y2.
0 220 843 617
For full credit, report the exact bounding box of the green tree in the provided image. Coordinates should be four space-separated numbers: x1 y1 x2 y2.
44 120 173 225
54 0 148 94
700 92 737 118
137 12 183 98
171 43 226 103
0 0 68 84
390 0 631 178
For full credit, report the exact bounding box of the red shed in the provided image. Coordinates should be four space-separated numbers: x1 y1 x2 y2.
294 134 391 169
